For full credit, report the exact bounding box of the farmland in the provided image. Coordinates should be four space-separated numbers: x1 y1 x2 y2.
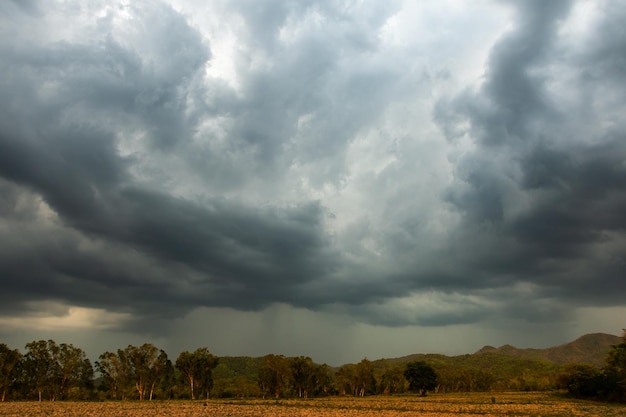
1 392 624 417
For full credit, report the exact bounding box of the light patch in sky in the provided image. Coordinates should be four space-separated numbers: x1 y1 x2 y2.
0 302 132 331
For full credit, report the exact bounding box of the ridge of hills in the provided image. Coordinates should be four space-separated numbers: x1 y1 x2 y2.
210 332 621 395
214 332 620 378
370 332 620 369
472 332 620 367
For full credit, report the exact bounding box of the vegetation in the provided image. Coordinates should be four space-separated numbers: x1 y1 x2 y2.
559 330 626 402
175 348 218 400
404 360 437 395
0 332 624 402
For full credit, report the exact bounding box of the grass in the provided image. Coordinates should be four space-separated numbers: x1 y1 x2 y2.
0 392 624 417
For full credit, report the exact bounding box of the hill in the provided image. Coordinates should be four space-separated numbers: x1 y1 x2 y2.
473 333 620 367
210 333 621 395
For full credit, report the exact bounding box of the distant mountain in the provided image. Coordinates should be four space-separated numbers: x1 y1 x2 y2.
474 333 621 367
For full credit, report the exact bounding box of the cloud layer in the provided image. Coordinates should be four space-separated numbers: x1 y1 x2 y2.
1 0 625 361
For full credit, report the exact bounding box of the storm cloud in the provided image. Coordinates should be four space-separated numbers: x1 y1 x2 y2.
1 0 625 363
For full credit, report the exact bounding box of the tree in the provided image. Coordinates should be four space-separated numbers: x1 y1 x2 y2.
404 361 437 396
604 330 626 402
354 358 376 396
334 359 376 396
380 366 406 395
334 364 355 396
23 340 54 401
125 344 168 400
312 364 333 397
559 364 603 398
22 340 93 401
0 344 21 402
176 348 218 400
289 356 315 398
96 350 132 400
52 343 93 400
96 344 168 400
257 354 290 399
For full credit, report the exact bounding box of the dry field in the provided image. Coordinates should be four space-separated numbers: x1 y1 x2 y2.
1 392 625 417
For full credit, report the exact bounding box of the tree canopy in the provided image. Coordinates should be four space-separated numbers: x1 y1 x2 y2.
404 361 438 396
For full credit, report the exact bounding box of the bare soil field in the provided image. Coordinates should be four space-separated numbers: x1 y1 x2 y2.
1 392 624 417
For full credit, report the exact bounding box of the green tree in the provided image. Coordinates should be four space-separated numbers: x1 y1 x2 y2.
312 363 333 397
380 366 406 395
23 340 54 401
175 348 218 400
335 359 376 396
559 364 603 398
334 364 355 396
96 350 132 400
0 344 21 401
604 330 626 401
125 344 168 400
289 356 315 398
404 361 437 396
52 343 93 400
258 354 290 399
354 358 376 396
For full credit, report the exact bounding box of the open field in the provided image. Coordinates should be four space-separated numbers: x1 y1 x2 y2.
1 392 624 417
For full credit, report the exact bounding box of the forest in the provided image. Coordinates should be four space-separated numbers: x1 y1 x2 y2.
0 332 624 402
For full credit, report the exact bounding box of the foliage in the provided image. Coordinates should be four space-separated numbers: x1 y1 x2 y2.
175 348 218 399
559 330 626 402
96 344 169 400
379 366 406 394
404 360 437 395
212 356 264 398
335 359 376 396
0 344 21 402
258 354 291 399
22 340 92 401
1 331 624 401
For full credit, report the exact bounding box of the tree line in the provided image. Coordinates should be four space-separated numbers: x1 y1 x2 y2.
558 331 626 402
0 340 439 402
1 332 624 402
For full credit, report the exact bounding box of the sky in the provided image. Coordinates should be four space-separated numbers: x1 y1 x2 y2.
1 0 625 366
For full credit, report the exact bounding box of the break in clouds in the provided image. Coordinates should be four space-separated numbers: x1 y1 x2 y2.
0 0 625 353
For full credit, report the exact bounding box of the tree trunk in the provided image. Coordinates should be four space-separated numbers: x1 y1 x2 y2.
189 377 195 400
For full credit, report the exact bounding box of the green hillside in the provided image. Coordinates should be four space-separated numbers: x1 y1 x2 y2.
473 333 620 367
210 333 620 395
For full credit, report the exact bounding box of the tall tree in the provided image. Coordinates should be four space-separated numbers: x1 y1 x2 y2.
52 343 93 400
0 344 21 402
23 340 54 401
289 356 315 398
354 358 376 396
404 360 438 396
258 354 290 399
334 364 356 396
96 350 131 400
176 348 219 400
380 366 406 395
604 330 626 401
125 344 168 400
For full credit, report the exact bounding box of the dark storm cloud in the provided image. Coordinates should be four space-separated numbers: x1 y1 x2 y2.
0 1 338 321
434 0 626 309
1 0 625 337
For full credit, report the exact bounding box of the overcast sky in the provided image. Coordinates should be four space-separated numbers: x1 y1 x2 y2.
1 0 625 366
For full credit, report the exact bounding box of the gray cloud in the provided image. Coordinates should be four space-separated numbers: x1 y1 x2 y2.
0 0 625 360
